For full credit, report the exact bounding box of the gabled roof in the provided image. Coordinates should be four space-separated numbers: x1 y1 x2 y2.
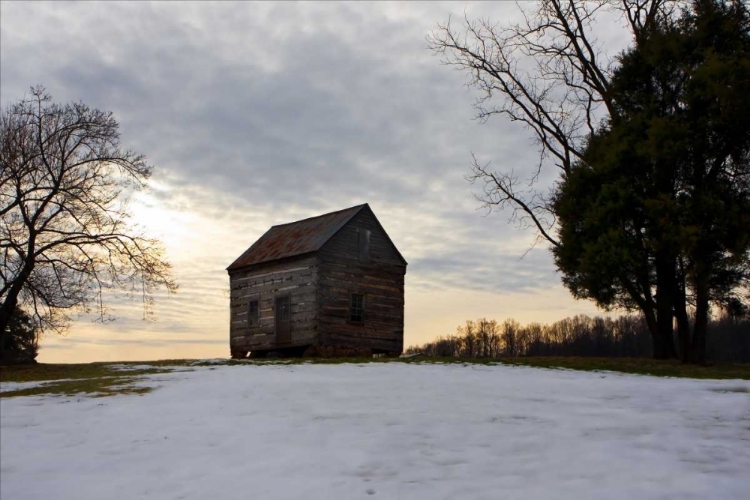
226 204 367 271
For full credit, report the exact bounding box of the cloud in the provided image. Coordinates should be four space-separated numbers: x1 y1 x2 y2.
42 336 226 348
1 2 630 361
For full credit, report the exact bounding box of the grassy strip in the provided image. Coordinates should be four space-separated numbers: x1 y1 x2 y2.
205 355 750 379
0 362 177 383
244 355 750 378
2 356 748 396
290 355 750 379
0 376 156 398
0 365 180 398
498 357 750 380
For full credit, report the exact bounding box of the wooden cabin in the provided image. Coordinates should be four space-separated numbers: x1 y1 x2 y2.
226 204 407 358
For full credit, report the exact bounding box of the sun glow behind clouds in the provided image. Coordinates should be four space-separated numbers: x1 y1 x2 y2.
38 190 236 362
38 182 604 363
131 190 198 253
2 1 628 363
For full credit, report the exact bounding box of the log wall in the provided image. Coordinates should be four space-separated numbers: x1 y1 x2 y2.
317 208 406 354
228 255 319 353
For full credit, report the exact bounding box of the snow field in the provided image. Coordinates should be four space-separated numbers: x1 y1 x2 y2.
2 363 749 500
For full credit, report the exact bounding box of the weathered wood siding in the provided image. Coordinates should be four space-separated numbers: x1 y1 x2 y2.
317 207 406 353
229 255 319 352
324 207 406 266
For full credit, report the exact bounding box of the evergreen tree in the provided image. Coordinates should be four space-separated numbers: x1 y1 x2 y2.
2 309 39 364
553 0 750 362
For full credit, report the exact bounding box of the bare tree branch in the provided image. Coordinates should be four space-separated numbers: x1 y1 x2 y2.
427 0 675 249
0 87 177 342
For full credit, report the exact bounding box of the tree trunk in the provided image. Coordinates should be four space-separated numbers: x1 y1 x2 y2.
0 239 36 363
654 251 677 359
0 296 19 364
643 309 665 359
691 282 710 364
0 271 32 364
673 281 692 363
690 242 711 364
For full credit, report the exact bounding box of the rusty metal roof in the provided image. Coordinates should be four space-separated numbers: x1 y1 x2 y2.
226 204 367 271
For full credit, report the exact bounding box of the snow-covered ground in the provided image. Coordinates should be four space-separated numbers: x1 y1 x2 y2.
2 363 749 500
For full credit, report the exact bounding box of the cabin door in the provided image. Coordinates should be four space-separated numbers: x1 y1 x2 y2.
275 296 291 343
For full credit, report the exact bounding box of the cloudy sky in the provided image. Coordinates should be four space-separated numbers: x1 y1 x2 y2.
1 1 633 363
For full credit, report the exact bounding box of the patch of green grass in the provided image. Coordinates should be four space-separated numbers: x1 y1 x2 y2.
0 363 183 398
498 357 750 380
1 362 118 383
0 362 178 383
0 375 155 398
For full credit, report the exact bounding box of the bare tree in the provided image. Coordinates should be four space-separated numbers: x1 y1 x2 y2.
0 87 177 359
405 312 748 361
427 0 675 248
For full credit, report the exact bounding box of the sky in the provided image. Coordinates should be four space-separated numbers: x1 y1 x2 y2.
1 1 634 363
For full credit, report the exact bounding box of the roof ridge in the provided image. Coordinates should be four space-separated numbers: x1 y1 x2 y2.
226 203 369 271
271 203 367 228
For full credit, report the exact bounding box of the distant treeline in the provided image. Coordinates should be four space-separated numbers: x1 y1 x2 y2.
405 314 750 363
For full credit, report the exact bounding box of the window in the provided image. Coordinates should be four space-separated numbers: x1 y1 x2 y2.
350 293 365 322
358 229 371 262
248 300 259 326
